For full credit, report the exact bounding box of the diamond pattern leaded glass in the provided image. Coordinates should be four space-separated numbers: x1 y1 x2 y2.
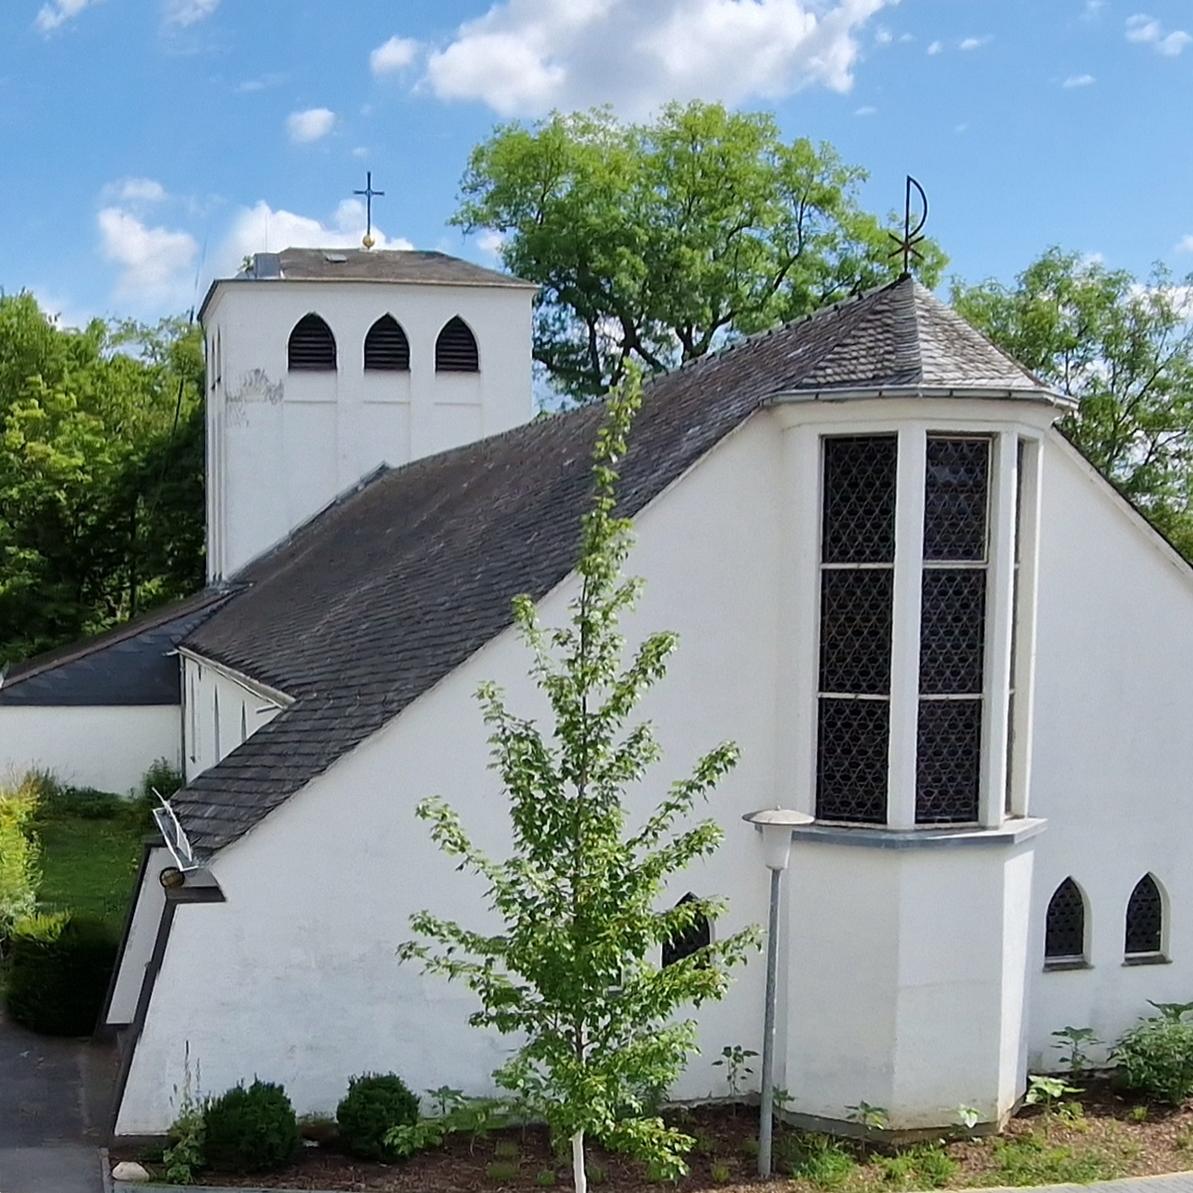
1045 878 1085 961
923 437 990 561
919 569 987 694
915 699 981 823
822 437 897 564
816 699 889 823
819 569 894 695
1125 875 1163 956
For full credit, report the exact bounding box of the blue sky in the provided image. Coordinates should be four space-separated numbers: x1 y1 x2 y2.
1 0 1190 327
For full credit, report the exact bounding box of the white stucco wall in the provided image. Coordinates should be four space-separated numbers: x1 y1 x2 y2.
1026 437 1193 1068
204 279 534 580
182 654 285 783
107 846 170 1026
0 705 180 796
117 411 786 1134
115 412 1193 1136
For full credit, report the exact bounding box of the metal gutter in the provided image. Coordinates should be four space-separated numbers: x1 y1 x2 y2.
763 384 1076 410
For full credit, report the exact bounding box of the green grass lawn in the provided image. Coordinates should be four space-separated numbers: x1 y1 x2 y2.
35 806 147 933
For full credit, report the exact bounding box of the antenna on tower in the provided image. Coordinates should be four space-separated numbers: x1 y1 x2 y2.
152 788 200 873
888 175 928 277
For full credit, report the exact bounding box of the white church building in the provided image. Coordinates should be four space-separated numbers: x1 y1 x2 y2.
3 246 1192 1140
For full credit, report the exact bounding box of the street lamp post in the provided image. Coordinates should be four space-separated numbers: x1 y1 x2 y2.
742 807 814 1179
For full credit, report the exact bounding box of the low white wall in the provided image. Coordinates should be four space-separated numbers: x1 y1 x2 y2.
107 847 170 1026
0 705 181 796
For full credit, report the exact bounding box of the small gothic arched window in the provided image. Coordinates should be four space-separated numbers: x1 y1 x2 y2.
288 313 336 371
1125 874 1164 959
1044 878 1085 964
364 315 410 371
435 316 479 372
662 893 711 967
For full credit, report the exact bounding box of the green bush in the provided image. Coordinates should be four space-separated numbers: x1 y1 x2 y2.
203 1080 298 1172
336 1072 420 1160
5 912 117 1034
1113 1016 1193 1104
0 777 41 941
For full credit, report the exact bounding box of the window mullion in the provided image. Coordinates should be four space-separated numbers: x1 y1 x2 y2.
887 426 927 830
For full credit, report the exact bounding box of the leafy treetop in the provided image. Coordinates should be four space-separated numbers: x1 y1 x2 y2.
455 101 946 400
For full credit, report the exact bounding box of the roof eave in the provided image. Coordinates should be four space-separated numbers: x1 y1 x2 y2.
765 383 1076 411
199 272 540 322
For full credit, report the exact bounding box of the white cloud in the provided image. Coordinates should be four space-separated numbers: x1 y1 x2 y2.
423 0 891 117
1125 14 1192 56
898 31 913 43
104 177 169 203
1176 235 1193 254
215 199 414 276
854 104 878 116
1082 0 1105 18
370 35 420 75
1062 73 1096 87
286 107 337 144
352 146 370 159
959 35 990 50
874 26 892 44
236 73 285 93
97 207 198 304
164 0 219 26
926 39 943 55
35 0 98 33
476 229 506 260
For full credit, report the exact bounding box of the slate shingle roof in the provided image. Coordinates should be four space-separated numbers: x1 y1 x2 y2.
268 248 537 288
0 590 229 707
171 275 1064 854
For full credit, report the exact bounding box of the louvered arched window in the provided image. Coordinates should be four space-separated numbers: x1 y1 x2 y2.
288 313 336 371
435 316 479 372
1125 874 1164 960
662 893 711 968
364 315 410 371
1044 878 1086 966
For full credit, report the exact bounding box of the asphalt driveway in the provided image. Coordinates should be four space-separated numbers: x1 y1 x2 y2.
0 1008 114 1193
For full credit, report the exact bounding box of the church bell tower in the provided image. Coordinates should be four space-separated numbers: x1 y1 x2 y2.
198 246 537 581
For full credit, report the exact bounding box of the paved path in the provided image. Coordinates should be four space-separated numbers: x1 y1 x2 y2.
113 1172 1193 1193
0 1008 114 1193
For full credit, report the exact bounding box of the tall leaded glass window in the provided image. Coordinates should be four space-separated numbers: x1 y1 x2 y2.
816 436 897 823
916 436 991 823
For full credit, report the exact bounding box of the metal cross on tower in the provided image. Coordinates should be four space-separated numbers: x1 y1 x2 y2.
888 175 928 277
354 171 385 250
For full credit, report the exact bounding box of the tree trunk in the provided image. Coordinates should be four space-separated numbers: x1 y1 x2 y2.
571 1130 587 1193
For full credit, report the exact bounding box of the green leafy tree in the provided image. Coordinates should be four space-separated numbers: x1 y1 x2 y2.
455 101 946 400
0 294 204 662
953 249 1193 556
399 370 759 1191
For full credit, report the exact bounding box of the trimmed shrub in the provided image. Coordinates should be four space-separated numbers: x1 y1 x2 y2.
1113 1016 1193 1104
203 1079 299 1172
5 912 117 1035
336 1072 420 1160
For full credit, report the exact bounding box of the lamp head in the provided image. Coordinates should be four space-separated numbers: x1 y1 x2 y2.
742 807 815 871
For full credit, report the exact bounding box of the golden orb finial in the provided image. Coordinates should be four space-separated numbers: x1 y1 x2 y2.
362 232 376 250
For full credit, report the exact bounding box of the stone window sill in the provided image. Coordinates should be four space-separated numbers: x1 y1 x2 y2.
788 817 1046 851
1044 958 1091 973
1123 954 1170 968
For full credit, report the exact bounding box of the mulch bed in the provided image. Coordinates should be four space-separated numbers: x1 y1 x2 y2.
117 1082 1193 1192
